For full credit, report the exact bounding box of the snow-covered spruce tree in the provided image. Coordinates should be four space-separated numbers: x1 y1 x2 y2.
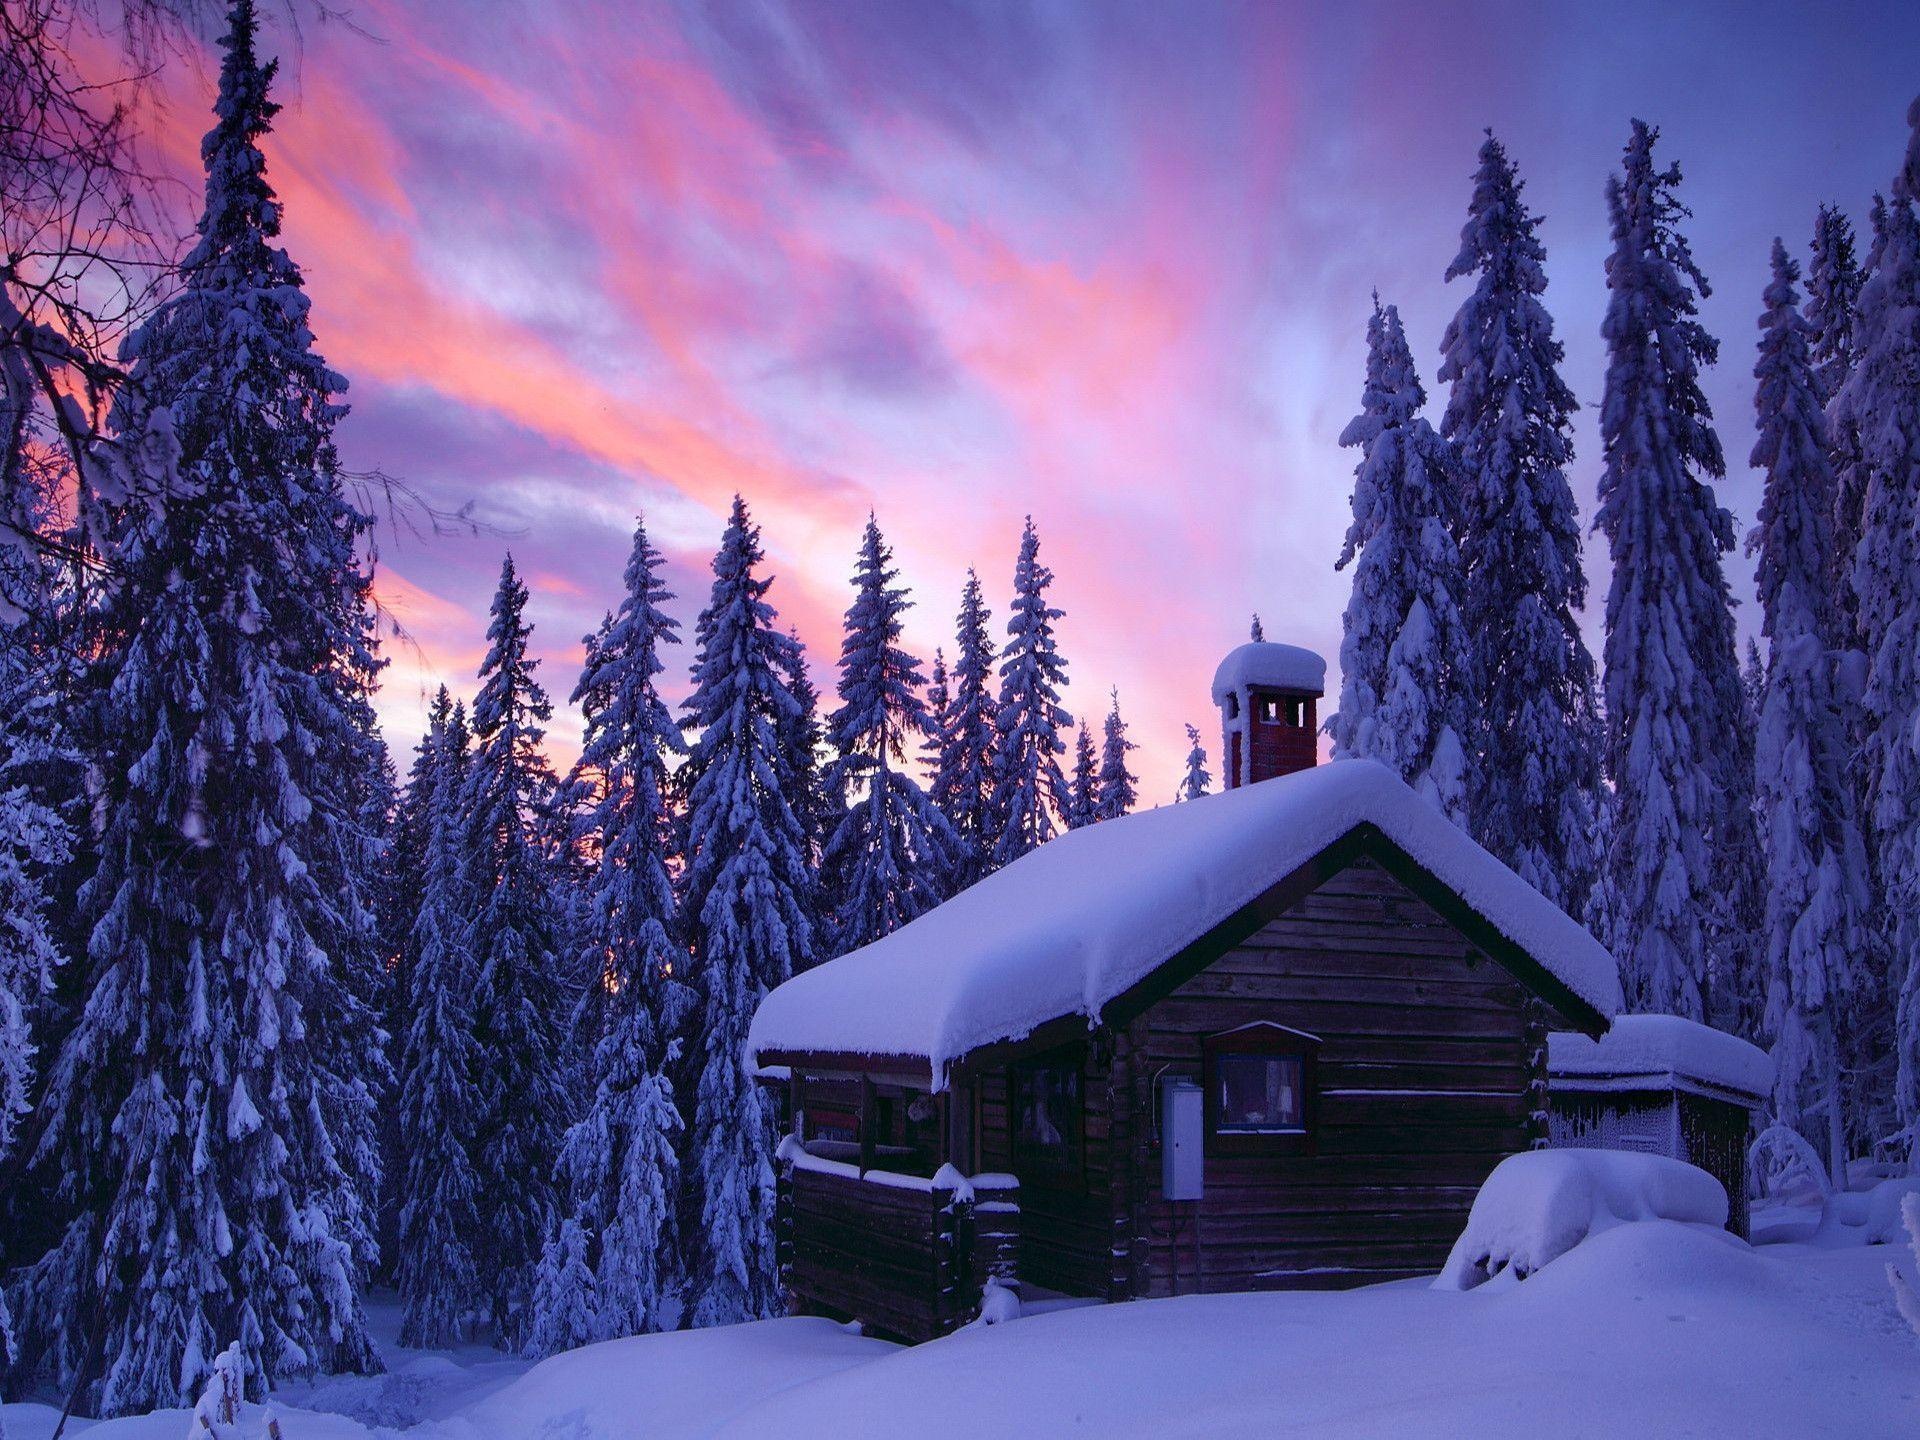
1594 121 1745 1022
0 561 73 1401
528 517 692 1355
1809 205 1866 407
1749 239 1872 1188
679 497 815 1327
462 555 570 1346
1249 613 1265 643
1837 97 1920 1150
935 569 999 886
991 518 1072 865
821 517 954 956
0 486 71 1171
1437 131 1602 916
1742 639 1766 728
306 661 394 1374
1330 299 1475 827
524 1219 598 1360
377 710 441 1269
1096 688 1139 822
774 626 831 967
921 647 954 879
1808 205 1868 627
12 4 383 1409
1179 723 1212 801
394 694 483 1348
1066 725 1099 830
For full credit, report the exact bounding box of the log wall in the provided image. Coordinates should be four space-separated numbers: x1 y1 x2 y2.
1127 855 1542 1294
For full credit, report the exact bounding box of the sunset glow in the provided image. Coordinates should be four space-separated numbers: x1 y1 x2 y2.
135 0 1920 782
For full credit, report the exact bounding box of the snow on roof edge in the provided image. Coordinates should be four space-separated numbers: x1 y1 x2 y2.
1547 1014 1771 1101
750 760 1622 1084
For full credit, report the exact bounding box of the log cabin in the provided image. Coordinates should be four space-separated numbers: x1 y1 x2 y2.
747 641 1624 1341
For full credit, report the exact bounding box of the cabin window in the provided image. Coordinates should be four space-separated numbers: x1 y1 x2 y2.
1009 1060 1082 1178
1214 1054 1305 1132
1203 1025 1319 1155
1255 693 1305 727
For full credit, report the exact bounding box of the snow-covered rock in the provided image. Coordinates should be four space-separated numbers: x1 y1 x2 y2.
1435 1149 1729 1291
750 759 1621 1081
1549 1013 1772 1101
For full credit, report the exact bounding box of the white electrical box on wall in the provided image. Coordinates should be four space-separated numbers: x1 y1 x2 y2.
1160 1077 1204 1201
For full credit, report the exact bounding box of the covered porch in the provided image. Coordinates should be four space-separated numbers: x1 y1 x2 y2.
768 1061 1021 1342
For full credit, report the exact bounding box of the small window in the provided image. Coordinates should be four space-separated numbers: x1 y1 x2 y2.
1010 1060 1083 1178
1203 1024 1318 1155
1255 693 1305 727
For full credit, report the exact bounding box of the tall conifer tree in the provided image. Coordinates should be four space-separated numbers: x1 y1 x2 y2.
1750 240 1871 1185
1595 121 1744 1021
394 694 482 1348
822 517 952 954
1095 688 1139 822
530 519 690 1352
1437 132 1602 915
679 498 814 1326
1180 724 1212 802
464 555 568 1346
1808 205 1869 632
13 3 381 1407
935 570 999 885
991 519 1071 864
1837 98 1920 1149
1066 726 1098 830
1331 300 1475 826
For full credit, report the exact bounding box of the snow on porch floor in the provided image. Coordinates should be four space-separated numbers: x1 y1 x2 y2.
6 1220 1915 1440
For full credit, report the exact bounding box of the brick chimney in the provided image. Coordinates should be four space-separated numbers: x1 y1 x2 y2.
1211 640 1326 788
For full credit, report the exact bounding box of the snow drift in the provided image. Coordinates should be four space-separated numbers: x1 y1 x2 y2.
1436 1149 1729 1290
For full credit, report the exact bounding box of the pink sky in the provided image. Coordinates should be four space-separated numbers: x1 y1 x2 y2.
129 1 1920 789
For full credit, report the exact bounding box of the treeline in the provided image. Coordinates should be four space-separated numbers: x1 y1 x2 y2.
0 4 1156 1413
1327 113 1920 1194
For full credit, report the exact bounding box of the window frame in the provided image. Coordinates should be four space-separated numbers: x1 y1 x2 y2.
1007 1055 1087 1189
1202 1023 1320 1157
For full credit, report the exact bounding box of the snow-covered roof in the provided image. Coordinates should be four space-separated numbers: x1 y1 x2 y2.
1210 641 1327 702
1548 1014 1771 1103
750 759 1621 1084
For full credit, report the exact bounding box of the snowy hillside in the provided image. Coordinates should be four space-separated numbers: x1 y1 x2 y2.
7 1216 1913 1440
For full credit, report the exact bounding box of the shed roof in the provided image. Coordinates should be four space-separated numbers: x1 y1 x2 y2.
1548 1014 1772 1104
750 760 1621 1085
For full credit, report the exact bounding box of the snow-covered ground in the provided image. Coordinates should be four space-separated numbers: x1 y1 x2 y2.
7 1210 1914 1439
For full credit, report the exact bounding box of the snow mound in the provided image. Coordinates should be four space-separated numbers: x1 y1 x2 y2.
1436 1149 1729 1291
751 759 1620 1080
454 1316 892 1438
1549 1013 1771 1100
1210 641 1327 701
1867 1177 1920 1245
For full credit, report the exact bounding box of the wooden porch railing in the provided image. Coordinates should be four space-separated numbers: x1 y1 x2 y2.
775 1141 1020 1342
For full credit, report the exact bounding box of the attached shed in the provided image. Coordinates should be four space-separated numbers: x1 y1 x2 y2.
748 757 1622 1339
1547 1014 1772 1239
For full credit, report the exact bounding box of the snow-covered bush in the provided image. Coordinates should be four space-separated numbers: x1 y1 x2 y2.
1436 1149 1728 1291
1890 1192 1920 1338
1868 1177 1920 1246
